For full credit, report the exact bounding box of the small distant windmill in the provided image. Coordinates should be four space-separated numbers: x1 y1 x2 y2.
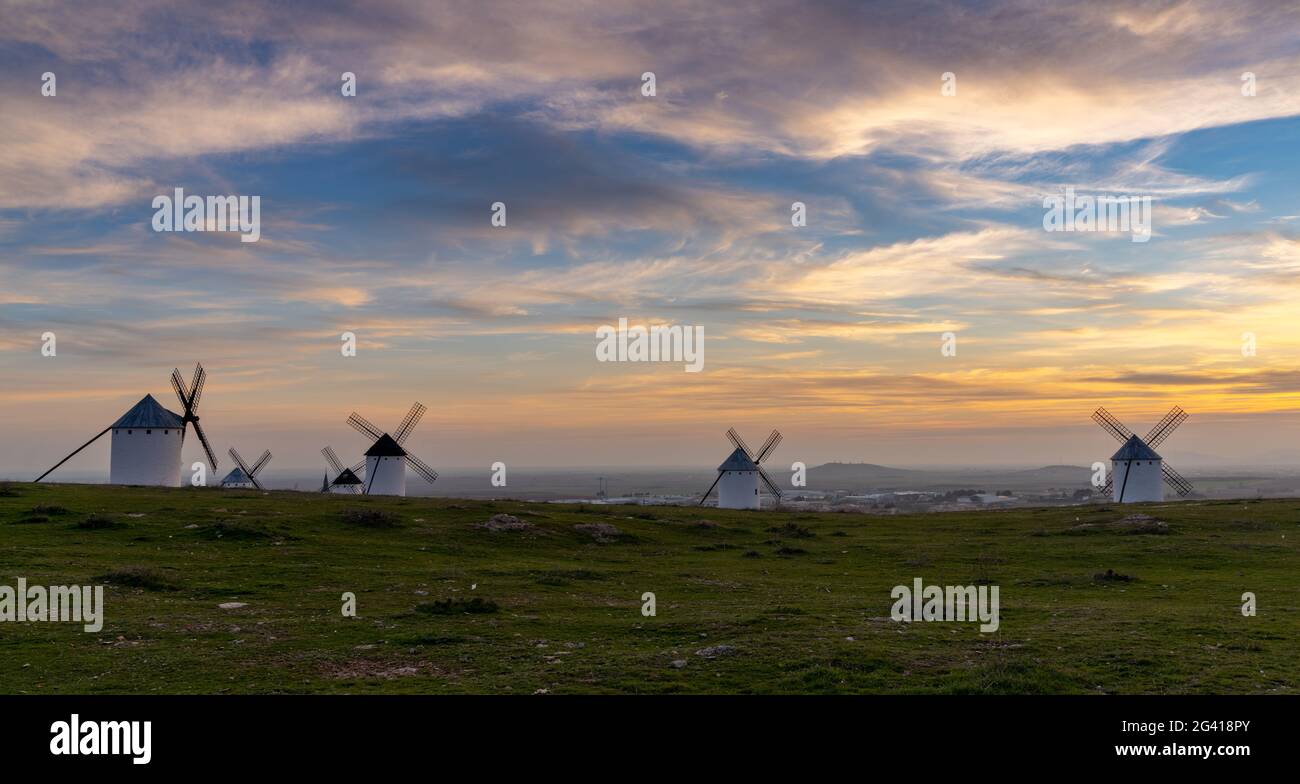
36 363 217 486
699 428 783 509
222 447 271 490
320 446 365 494
1092 406 1194 503
347 403 439 496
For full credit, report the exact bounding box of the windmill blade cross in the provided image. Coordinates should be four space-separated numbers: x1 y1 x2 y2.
1092 407 1133 443
393 402 427 444
1100 476 1113 496
192 420 218 471
187 364 207 412
726 428 754 460
757 465 783 501
405 453 439 484
1162 463 1195 497
171 370 191 412
228 446 261 490
755 430 783 463
321 447 345 474
250 450 272 476
347 412 384 441
228 447 252 475
349 460 366 476
1145 406 1187 449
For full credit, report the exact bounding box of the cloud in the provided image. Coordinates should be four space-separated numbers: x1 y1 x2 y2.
5 1 1300 466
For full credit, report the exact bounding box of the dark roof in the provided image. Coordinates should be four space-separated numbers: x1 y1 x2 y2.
717 447 758 472
332 468 363 485
221 467 251 484
1112 434 1162 461
364 433 407 457
112 394 185 429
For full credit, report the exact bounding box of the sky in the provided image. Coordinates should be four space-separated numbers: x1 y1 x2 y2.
3 0 1300 476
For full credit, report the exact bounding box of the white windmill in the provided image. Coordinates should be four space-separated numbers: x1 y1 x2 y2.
698 428 783 509
347 403 439 496
36 364 218 487
1092 406 1194 503
320 446 366 494
222 447 271 490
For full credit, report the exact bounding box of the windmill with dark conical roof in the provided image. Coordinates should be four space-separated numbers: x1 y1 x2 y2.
346 402 439 496
36 364 218 487
222 447 272 490
321 446 366 494
698 428 783 509
1092 406 1194 503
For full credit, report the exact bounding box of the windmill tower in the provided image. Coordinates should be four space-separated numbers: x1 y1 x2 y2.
346 403 439 496
1092 406 1194 503
222 447 271 489
36 364 218 487
699 428 783 509
321 446 365 494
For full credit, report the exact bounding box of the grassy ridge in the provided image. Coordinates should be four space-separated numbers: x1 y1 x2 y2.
0 482 1295 694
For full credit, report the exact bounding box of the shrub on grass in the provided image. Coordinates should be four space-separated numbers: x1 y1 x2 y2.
1093 569 1135 583
341 509 400 528
95 566 178 591
76 514 126 530
766 522 815 539
30 504 69 516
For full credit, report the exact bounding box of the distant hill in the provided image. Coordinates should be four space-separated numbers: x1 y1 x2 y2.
806 462 928 488
807 462 1093 491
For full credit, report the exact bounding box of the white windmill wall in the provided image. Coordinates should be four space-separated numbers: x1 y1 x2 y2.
110 427 182 486
365 456 406 496
329 484 355 495
1111 458 1162 503
223 479 254 489
718 470 759 509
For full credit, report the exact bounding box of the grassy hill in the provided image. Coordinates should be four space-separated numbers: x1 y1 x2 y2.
0 481 1295 694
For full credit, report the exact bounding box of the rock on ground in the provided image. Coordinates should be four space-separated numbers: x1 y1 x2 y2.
574 523 621 542
478 513 533 532
694 644 738 659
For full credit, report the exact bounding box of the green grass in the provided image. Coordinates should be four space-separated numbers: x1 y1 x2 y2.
0 483 1295 694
